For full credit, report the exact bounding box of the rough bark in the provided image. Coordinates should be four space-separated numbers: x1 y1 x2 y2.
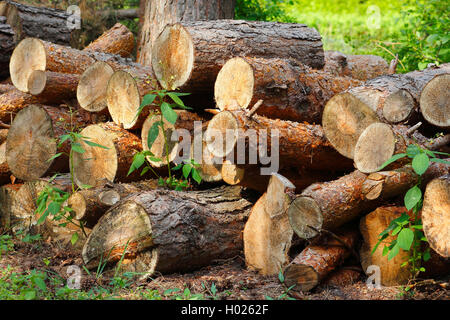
0 17 14 80
71 122 144 189
137 0 235 66
82 186 253 279
322 268 361 287
288 161 450 240
243 174 296 275
151 20 324 96
284 229 359 292
215 57 361 123
68 180 160 228
84 23 135 58
0 83 14 94
27 70 79 100
205 110 353 171
422 174 449 258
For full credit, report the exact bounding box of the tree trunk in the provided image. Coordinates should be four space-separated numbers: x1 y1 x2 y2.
422 174 450 258
288 161 450 240
0 0 79 46
322 64 450 159
84 23 135 58
68 180 160 228
420 73 450 129
27 70 79 101
137 0 236 66
0 17 14 80
244 174 296 275
151 20 324 97
214 57 361 123
82 186 253 280
354 123 450 173
205 110 353 171
284 229 359 292
71 122 144 189
5 105 91 181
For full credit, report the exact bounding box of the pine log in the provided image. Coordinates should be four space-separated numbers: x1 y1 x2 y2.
322 268 361 287
323 64 450 158
288 161 450 240
27 70 79 100
284 229 359 292
71 122 144 189
82 186 253 279
137 0 235 66
0 16 14 80
68 180 160 229
5 105 91 181
354 123 450 173
420 73 450 129
205 110 354 171
151 20 324 95
422 174 449 258
214 57 361 123
243 173 296 275
84 23 135 58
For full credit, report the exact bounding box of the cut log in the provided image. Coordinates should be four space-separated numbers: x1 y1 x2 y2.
422 174 449 258
205 110 353 171
354 123 450 173
0 0 78 46
0 16 14 80
106 70 158 129
214 57 361 123
420 73 450 129
71 122 143 189
322 268 361 287
322 64 450 158
288 161 450 240
84 23 135 58
243 173 295 275
82 186 253 279
5 105 90 181
27 70 79 100
324 51 389 81
191 133 223 183
151 20 324 94
284 229 359 292
137 0 235 66
68 180 160 228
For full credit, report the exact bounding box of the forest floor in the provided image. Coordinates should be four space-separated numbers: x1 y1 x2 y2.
0 237 448 300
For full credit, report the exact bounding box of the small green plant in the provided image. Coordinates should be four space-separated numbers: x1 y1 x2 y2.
266 270 296 300
372 144 450 278
128 89 202 190
0 234 14 257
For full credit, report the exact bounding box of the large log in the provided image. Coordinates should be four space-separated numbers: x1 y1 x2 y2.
151 20 324 95
205 110 353 171
71 122 144 189
137 0 235 66
84 23 135 58
82 186 253 279
422 174 449 258
68 180 160 228
0 17 14 80
0 0 78 46
284 229 359 292
288 161 450 240
5 105 91 181
26 71 79 101
322 64 450 158
243 174 295 275
214 57 361 123
420 73 450 129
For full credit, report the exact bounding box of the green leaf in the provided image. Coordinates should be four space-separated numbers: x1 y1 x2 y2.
377 153 407 171
47 153 63 163
404 185 422 210
388 243 400 261
37 210 50 225
182 164 192 179
167 92 185 107
47 202 61 215
278 271 284 283
33 277 47 291
423 249 431 262
83 140 109 149
71 143 85 154
430 158 450 165
382 246 389 257
172 164 183 171
191 169 202 184
128 153 146 176
406 145 421 158
71 232 79 246
23 290 36 300
392 225 402 236
397 228 414 251
141 94 157 108
161 102 178 125
412 153 429 175
158 177 165 186
147 121 160 150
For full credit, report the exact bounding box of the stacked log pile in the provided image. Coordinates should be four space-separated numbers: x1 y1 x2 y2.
0 0 448 294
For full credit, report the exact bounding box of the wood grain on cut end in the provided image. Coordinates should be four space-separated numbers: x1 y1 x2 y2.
420 73 450 128
151 23 194 90
322 92 378 159
5 105 56 181
205 111 238 158
422 175 449 257
215 57 254 111
71 124 117 188
27 70 46 95
9 38 46 92
284 264 319 292
77 61 114 112
354 123 395 173
288 196 323 240
221 160 244 185
382 89 415 123
106 70 141 129
191 137 223 183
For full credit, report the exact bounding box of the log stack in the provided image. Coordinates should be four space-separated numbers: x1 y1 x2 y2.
0 3 449 295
